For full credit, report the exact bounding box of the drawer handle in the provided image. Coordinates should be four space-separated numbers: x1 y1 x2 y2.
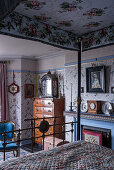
36 102 38 104
48 110 51 112
36 109 39 111
48 102 51 105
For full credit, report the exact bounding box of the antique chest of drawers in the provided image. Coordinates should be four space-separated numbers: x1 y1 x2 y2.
33 98 65 144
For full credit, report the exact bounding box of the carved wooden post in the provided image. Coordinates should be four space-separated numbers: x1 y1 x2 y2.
77 37 82 140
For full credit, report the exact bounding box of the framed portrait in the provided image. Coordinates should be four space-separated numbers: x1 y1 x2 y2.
86 66 106 93
25 84 34 98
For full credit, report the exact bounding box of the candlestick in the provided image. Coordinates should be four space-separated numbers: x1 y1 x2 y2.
71 83 72 102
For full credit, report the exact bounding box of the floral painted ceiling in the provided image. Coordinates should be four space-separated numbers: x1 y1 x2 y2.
15 0 114 35
0 0 114 50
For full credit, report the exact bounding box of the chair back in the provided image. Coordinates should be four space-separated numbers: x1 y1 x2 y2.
0 121 15 140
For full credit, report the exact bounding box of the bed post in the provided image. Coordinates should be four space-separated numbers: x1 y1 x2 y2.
77 37 82 141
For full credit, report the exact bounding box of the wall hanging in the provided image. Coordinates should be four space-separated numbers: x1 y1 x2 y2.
25 84 34 98
86 66 106 93
8 70 19 95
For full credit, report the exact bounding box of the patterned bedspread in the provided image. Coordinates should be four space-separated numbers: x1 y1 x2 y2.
0 140 114 170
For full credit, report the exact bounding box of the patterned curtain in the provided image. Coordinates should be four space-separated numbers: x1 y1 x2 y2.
0 63 9 121
0 0 22 20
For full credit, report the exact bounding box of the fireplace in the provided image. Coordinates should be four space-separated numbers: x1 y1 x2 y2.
81 125 111 148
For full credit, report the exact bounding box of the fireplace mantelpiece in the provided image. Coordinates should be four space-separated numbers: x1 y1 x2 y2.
64 111 114 123
64 111 114 150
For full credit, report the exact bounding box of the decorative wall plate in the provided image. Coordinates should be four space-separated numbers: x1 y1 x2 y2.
102 102 112 115
81 102 88 113
8 71 19 95
8 83 19 95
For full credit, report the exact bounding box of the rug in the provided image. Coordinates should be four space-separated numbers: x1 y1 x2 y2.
0 148 29 163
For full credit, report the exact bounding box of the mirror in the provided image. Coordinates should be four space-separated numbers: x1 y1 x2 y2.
41 71 58 98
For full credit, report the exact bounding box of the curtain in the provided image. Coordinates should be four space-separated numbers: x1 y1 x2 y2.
0 0 22 20
0 63 9 121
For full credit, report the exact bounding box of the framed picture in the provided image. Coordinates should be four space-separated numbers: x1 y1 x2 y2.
82 129 102 146
86 66 106 93
111 87 114 93
25 84 34 98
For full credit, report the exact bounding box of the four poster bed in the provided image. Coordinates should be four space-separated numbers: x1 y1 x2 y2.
0 0 114 169
0 18 114 170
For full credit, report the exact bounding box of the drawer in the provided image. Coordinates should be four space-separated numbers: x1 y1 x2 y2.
33 113 42 119
43 99 53 107
34 99 53 107
34 99 43 106
34 107 53 115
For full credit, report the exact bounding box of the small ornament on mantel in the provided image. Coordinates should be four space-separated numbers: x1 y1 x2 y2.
8 70 19 95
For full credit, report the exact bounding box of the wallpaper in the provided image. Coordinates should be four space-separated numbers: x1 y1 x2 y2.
64 59 114 112
7 70 36 142
7 58 114 143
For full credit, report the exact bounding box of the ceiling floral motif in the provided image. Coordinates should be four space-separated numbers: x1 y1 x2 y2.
0 12 78 50
83 8 106 19
23 0 46 10
59 1 83 13
82 25 114 50
14 0 114 35
0 0 114 50
55 21 73 27
34 15 51 22
83 22 102 28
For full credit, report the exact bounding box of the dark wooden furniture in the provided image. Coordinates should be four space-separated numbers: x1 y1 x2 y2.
33 98 65 144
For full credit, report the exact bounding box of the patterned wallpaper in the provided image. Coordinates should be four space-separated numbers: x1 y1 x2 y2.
7 57 114 143
7 70 36 141
7 71 21 129
37 58 114 112
64 59 114 112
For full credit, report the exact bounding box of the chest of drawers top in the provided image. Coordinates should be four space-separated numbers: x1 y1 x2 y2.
34 98 53 107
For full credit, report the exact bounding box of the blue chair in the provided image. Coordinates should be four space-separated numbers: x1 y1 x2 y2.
0 121 18 160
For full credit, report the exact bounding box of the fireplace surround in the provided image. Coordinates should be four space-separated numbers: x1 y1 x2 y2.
64 111 114 150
